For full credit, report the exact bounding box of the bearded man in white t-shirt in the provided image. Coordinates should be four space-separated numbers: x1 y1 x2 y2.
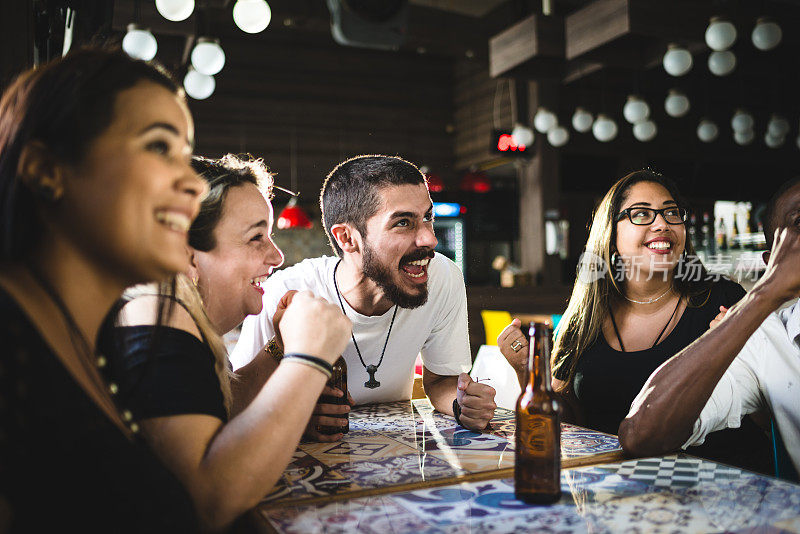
231 155 496 441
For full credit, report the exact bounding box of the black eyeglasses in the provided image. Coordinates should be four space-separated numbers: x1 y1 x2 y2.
617 207 688 225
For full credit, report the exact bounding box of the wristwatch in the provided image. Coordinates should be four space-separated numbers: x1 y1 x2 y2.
265 336 284 362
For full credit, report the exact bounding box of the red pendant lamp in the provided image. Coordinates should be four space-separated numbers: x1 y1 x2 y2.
276 129 313 229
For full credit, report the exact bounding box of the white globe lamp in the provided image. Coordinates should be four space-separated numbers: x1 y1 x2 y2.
547 125 569 147
663 44 693 76
708 50 736 76
592 114 618 142
752 18 782 51
191 38 225 76
765 133 785 149
511 123 535 147
623 96 650 124
155 0 195 22
734 129 754 146
233 0 272 34
633 120 657 142
533 108 557 133
731 109 754 133
697 119 719 142
705 17 737 51
572 107 593 133
122 24 157 61
184 68 215 100
767 115 790 137
664 90 690 117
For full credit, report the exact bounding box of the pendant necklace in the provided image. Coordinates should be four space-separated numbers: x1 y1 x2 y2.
333 260 398 389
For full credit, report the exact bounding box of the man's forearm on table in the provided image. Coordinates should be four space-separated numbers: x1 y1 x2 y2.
424 374 458 415
619 286 779 456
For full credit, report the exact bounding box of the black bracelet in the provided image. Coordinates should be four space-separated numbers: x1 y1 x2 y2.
452 398 463 427
283 353 334 376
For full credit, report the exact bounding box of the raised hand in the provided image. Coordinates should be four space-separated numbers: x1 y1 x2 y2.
497 318 527 385
279 291 351 365
709 305 728 329
756 228 800 306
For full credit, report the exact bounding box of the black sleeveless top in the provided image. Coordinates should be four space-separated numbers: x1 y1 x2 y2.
555 278 773 473
0 289 200 532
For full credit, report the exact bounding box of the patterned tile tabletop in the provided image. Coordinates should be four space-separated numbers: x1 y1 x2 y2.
259 454 800 533
260 399 623 507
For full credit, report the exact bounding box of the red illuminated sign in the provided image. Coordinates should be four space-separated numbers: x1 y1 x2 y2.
492 130 530 156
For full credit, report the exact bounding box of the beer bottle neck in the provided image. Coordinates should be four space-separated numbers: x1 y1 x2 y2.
526 325 553 391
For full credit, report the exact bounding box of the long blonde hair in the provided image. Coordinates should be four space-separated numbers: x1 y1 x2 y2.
551 170 710 391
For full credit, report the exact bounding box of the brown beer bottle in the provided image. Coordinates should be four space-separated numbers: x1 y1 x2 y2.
318 356 349 435
515 322 561 504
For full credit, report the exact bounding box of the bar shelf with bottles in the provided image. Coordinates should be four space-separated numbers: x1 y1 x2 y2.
690 201 767 286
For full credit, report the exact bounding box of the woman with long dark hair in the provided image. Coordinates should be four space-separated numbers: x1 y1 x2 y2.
0 48 206 530
499 170 771 471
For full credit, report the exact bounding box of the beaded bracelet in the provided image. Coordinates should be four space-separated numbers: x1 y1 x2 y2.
282 353 333 379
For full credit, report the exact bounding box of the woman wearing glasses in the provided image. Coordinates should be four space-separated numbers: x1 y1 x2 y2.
499 169 770 470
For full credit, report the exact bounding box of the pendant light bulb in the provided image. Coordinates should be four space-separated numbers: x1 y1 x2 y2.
731 109 754 133
752 18 782 51
663 44 693 76
734 129 755 146
592 114 618 142
767 114 790 138
572 107 593 133
633 120 657 142
547 125 569 147
122 24 157 61
705 17 737 51
697 119 719 143
183 68 215 100
708 50 736 76
765 133 785 149
155 0 195 22
233 0 272 34
623 96 650 124
664 90 690 118
533 108 557 133
511 123 535 147
191 37 226 76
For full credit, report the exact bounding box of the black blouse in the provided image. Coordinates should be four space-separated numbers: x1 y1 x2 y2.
109 325 228 422
555 278 772 472
0 289 200 532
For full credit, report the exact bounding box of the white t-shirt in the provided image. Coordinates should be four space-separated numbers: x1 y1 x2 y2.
677 300 800 473
230 252 471 404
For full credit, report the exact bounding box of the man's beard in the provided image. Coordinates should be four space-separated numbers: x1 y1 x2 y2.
362 242 433 309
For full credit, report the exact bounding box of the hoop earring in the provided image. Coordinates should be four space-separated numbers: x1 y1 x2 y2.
191 275 199 287
611 252 619 266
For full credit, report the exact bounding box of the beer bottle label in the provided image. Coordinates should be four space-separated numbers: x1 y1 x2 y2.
517 415 558 457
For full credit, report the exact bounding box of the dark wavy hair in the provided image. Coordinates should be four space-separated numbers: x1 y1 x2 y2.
320 154 426 256
0 46 179 261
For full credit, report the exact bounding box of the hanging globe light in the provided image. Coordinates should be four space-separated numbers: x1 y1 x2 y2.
571 107 593 133
765 133 785 149
511 123 535 147
122 24 157 61
697 119 719 142
664 89 690 118
663 44 693 76
233 0 272 34
633 120 657 142
731 109 754 133
708 50 736 76
191 37 225 76
155 0 195 22
734 129 754 145
623 95 650 124
533 107 557 133
705 17 737 51
592 114 618 142
752 17 782 51
767 114 790 138
547 125 569 147
183 68 215 100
